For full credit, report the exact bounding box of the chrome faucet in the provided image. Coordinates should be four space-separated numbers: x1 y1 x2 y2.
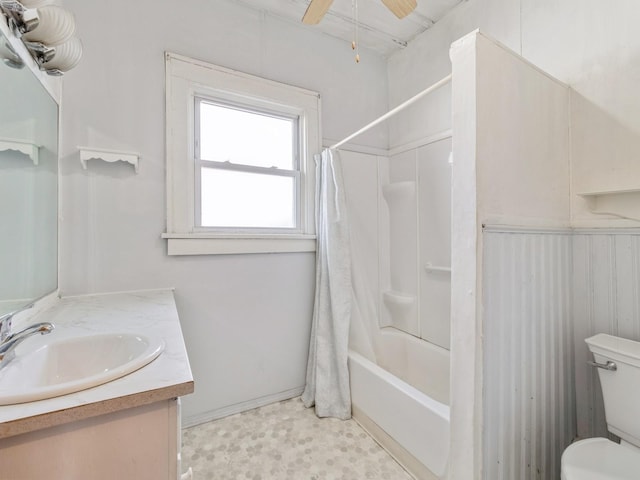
0 303 54 367
0 322 54 366
0 301 35 343
0 311 17 343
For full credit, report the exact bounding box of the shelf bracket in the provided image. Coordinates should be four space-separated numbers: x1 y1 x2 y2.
0 139 40 165
78 146 140 173
578 189 640 222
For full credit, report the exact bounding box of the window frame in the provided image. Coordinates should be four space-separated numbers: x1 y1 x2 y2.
163 53 320 255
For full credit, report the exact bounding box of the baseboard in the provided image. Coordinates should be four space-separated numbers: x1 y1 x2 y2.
182 386 304 428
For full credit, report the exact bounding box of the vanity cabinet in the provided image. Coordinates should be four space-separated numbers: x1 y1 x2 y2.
1 399 180 479
0 290 194 480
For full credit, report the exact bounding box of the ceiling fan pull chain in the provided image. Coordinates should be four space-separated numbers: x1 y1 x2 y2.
352 0 360 63
351 0 356 50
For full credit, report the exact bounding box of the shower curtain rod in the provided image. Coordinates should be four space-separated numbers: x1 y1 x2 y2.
330 73 452 150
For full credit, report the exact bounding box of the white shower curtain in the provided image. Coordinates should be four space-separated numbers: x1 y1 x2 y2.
301 148 352 420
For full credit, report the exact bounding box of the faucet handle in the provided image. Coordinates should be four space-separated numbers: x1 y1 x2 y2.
0 301 36 342
0 313 12 342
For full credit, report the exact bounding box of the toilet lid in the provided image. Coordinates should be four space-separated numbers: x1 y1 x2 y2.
562 438 640 480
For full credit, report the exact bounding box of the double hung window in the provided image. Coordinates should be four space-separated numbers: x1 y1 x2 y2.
164 53 320 255
195 98 300 231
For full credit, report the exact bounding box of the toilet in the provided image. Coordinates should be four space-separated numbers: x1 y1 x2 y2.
561 333 640 479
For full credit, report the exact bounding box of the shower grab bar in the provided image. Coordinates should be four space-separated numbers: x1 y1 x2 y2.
588 360 617 371
330 73 452 150
424 263 451 274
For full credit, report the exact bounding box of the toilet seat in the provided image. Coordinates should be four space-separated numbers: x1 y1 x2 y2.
561 437 640 480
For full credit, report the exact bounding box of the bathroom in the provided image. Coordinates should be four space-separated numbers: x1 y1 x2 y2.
0 0 639 478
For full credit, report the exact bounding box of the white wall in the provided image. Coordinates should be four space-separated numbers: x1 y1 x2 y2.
521 0 640 226
474 36 570 227
59 0 389 424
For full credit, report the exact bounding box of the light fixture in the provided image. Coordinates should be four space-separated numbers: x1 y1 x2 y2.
0 0 82 75
22 5 75 45
40 35 81 72
18 0 53 7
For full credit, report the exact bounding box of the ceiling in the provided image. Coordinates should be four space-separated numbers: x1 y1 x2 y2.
235 0 466 57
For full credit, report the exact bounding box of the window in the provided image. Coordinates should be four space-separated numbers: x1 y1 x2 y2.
195 99 299 231
163 53 320 255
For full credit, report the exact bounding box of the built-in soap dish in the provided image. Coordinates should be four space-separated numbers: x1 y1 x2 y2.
382 290 416 329
382 181 416 205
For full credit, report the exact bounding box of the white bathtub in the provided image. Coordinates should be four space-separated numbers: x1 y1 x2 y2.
349 349 450 479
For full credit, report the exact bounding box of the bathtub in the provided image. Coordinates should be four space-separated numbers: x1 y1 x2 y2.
349 344 450 479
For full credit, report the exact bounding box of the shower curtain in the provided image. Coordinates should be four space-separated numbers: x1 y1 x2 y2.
301 148 352 420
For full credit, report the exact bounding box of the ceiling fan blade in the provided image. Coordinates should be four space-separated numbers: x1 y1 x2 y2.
302 0 334 25
381 0 417 19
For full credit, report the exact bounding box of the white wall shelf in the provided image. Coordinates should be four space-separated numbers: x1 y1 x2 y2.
578 189 640 221
578 188 640 197
0 139 40 165
78 146 140 173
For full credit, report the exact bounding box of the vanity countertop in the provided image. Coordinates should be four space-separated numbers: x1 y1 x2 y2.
0 289 194 439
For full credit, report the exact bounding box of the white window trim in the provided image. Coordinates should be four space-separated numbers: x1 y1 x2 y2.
163 53 320 255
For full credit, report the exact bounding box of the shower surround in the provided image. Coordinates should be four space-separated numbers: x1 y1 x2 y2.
340 129 452 479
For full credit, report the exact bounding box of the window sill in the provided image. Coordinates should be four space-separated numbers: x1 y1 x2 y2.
161 233 317 256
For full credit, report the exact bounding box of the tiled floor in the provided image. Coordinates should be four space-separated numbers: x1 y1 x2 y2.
181 397 414 480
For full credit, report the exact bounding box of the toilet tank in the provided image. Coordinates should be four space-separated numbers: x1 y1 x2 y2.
586 333 640 447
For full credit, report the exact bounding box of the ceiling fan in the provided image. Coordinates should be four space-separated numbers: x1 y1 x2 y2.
302 0 417 25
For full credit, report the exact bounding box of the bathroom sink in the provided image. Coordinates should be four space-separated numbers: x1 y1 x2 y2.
0 333 164 405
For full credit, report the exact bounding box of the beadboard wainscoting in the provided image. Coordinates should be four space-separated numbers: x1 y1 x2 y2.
482 228 575 480
573 230 640 440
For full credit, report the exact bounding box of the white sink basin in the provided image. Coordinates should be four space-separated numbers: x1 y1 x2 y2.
0 333 164 405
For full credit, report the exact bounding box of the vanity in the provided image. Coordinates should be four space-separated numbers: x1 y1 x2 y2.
0 12 193 480
0 289 194 479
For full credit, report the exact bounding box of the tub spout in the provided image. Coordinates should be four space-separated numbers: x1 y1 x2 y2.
0 322 54 367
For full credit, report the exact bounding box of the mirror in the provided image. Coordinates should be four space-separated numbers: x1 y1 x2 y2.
0 28 58 316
